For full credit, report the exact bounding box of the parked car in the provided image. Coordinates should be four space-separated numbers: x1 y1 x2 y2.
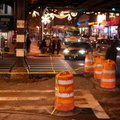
96 39 111 52
63 42 92 60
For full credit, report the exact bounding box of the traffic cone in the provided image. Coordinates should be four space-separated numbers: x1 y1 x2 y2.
84 52 94 72
100 60 116 88
94 56 105 79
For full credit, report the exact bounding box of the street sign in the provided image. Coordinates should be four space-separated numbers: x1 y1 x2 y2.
0 15 14 31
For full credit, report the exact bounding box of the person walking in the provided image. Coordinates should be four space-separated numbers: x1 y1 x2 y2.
40 39 47 53
105 41 118 62
56 39 61 54
26 34 31 53
51 40 56 54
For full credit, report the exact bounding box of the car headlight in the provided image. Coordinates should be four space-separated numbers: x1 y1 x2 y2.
116 47 120 51
63 49 69 54
78 49 86 54
78 39 81 42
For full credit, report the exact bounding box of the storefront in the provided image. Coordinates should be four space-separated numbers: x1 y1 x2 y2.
0 15 15 51
91 13 120 39
77 14 90 36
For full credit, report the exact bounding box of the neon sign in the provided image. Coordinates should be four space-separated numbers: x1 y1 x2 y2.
88 22 97 25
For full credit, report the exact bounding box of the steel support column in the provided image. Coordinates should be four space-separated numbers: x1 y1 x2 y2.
11 0 29 82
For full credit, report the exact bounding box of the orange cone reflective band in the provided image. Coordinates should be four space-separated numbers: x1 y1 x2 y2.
55 71 74 111
100 60 116 88
94 56 105 79
84 52 94 72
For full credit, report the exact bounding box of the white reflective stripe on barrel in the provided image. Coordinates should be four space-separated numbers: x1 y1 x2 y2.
55 92 74 98
103 70 115 73
84 65 94 68
56 79 73 85
85 59 93 62
101 79 115 82
95 64 103 67
94 71 102 74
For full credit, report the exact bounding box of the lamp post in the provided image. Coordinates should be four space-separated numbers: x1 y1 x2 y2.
39 6 46 42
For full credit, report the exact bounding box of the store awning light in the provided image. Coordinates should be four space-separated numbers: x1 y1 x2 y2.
71 12 78 17
32 11 39 17
76 22 81 25
97 14 106 24
112 8 116 11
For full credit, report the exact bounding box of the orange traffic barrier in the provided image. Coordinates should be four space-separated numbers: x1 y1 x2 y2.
84 52 94 72
94 56 105 79
100 60 116 88
55 71 74 111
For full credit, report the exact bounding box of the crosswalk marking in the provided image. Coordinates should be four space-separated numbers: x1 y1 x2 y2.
81 90 110 119
0 96 85 101
0 56 77 73
27 59 75 73
0 90 54 93
0 89 109 119
60 60 76 74
0 89 88 93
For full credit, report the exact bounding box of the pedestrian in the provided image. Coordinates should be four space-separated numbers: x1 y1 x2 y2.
40 39 46 53
105 41 118 62
26 34 31 53
51 40 56 54
56 39 61 54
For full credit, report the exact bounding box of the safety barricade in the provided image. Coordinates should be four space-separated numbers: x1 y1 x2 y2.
94 56 105 79
100 60 116 88
55 71 74 111
84 52 94 72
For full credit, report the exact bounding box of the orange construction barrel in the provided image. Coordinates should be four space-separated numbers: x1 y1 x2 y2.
100 60 116 88
84 52 94 72
55 71 74 111
94 56 105 79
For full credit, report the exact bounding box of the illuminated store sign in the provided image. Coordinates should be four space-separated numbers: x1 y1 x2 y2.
0 15 14 31
88 22 97 25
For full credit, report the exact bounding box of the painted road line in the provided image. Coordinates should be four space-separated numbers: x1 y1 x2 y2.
81 90 110 119
60 60 76 74
0 90 55 93
0 89 87 93
0 89 89 93
28 62 70 73
0 96 85 101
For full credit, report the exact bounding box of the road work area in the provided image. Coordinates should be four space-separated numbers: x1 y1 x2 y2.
0 72 119 120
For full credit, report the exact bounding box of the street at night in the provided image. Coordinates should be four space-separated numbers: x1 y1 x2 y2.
1 0 120 119
0 43 120 119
